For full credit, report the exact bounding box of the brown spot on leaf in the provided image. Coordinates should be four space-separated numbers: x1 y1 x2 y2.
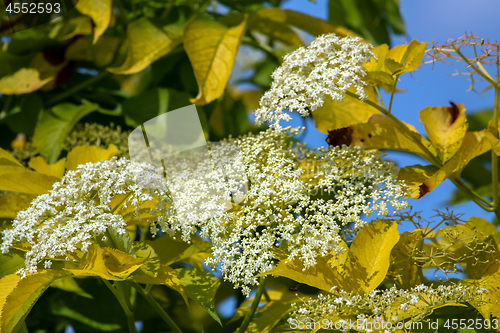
418 183 430 198
326 127 353 147
448 101 460 125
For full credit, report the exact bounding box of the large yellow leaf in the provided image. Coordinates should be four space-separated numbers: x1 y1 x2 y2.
385 40 427 75
260 242 349 292
28 156 66 178
0 165 59 195
420 103 468 163
397 164 439 199
341 219 400 293
0 68 53 95
312 86 380 133
463 272 500 322
0 193 35 219
102 247 146 277
327 114 436 159
0 147 21 166
66 144 119 171
108 18 181 75
76 0 112 43
420 130 494 197
184 14 248 105
388 230 425 289
0 270 65 332
65 244 123 281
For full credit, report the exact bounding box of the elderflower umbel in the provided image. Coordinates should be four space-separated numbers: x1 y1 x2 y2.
1 158 165 277
255 34 374 131
291 284 489 332
2 130 407 295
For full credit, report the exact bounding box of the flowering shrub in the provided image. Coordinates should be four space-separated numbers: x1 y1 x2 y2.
0 3 499 331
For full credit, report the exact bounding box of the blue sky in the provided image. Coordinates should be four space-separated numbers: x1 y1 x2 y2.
278 0 500 226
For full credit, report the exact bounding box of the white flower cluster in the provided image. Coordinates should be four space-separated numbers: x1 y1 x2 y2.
159 129 407 295
291 284 489 332
255 34 374 131
1 158 164 277
2 130 407 295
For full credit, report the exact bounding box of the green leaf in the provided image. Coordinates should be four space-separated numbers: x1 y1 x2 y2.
0 270 66 332
0 68 52 95
147 234 212 267
108 18 181 75
50 277 93 299
420 103 468 163
342 219 400 293
75 0 112 43
312 86 380 133
176 268 222 325
33 101 100 163
5 93 43 136
65 244 123 281
246 301 291 333
107 227 135 256
0 252 25 280
184 14 248 105
248 10 303 46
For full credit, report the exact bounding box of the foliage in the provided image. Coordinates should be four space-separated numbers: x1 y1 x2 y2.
1 1 500 333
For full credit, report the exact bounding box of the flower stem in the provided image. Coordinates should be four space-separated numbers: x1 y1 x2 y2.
128 281 183 333
238 277 267 333
388 75 399 114
492 53 500 216
103 280 138 333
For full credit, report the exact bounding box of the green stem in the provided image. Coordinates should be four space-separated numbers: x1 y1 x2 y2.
238 277 267 333
129 282 183 333
388 75 399 113
374 86 386 110
492 62 500 209
103 280 138 333
45 71 110 107
345 91 495 211
111 191 133 213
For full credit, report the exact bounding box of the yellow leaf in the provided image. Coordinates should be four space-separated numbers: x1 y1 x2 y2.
463 273 500 322
327 114 436 160
420 103 468 163
92 36 122 68
397 165 439 199
0 193 35 219
29 53 67 91
363 44 389 72
0 165 59 195
131 264 188 304
66 144 119 171
384 40 427 75
65 244 123 281
65 38 93 62
184 14 248 105
261 242 349 292
421 130 494 197
342 219 400 293
76 0 112 43
0 270 65 332
108 18 181 75
0 68 53 95
312 86 380 133
102 247 146 277
28 156 66 178
248 10 302 46
0 147 22 166
388 230 425 289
